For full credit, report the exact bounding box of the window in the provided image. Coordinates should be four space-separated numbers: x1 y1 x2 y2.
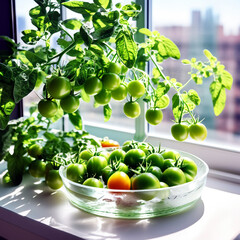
14 0 240 175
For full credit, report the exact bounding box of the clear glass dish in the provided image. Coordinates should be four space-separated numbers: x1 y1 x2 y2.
59 150 209 219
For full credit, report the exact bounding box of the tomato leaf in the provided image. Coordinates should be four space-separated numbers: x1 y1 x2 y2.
68 110 82 130
172 94 181 121
219 70 233 90
0 63 13 84
62 18 82 30
187 89 201 106
25 51 46 66
157 36 180 60
93 0 112 9
80 25 93 47
21 30 42 45
139 28 152 37
13 69 38 103
209 81 226 116
120 3 142 18
116 30 138 68
155 82 170 98
62 1 99 17
104 104 112 122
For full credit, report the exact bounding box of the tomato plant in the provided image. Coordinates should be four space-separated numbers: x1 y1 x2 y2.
38 99 58 118
107 171 131 190
123 101 141 119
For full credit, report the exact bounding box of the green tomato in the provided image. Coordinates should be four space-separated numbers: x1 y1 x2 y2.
162 167 186 186
46 76 71 99
145 108 163 125
60 95 80 113
162 159 176 171
102 166 114 184
146 153 164 169
124 149 146 168
28 144 43 158
29 160 46 178
123 101 141 119
79 149 94 161
108 149 126 163
66 163 86 183
171 123 189 141
111 84 128 101
189 123 207 141
147 166 162 180
118 162 129 174
87 156 108 177
45 169 63 190
38 99 58 118
162 150 180 160
158 181 170 199
127 80 145 98
107 62 121 74
94 89 112 105
121 65 128 74
101 73 120 90
83 178 103 188
98 151 110 161
180 157 198 179
132 173 160 200
84 76 102 95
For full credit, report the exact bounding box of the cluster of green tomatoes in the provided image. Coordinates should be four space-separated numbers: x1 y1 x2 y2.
64 140 198 200
37 62 164 125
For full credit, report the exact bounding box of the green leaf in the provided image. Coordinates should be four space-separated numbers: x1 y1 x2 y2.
62 18 82 30
155 95 169 109
62 1 99 17
13 69 38 103
139 28 152 37
47 11 61 34
120 3 142 18
209 81 226 116
7 154 24 185
104 104 112 122
89 44 104 55
92 25 115 40
80 26 93 47
203 49 217 62
68 110 82 130
182 59 191 65
93 0 112 9
25 51 46 66
172 93 181 121
29 6 46 19
155 82 170 98
81 88 90 103
188 89 201 105
219 70 233 90
116 30 138 68
182 93 196 112
21 30 42 45
157 36 180 60
0 63 13 84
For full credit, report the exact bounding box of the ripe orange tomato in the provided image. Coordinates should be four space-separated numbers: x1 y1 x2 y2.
107 171 131 190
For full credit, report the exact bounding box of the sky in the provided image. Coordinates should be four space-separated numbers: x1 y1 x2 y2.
16 0 240 36
152 0 240 35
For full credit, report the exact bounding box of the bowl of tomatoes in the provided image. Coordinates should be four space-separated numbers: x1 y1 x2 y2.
59 141 209 219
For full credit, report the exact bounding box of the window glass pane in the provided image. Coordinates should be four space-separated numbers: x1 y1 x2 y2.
150 0 240 149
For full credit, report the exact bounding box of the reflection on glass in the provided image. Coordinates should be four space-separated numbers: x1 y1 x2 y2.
151 0 240 147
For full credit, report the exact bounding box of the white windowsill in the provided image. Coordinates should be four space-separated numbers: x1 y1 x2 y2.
0 161 240 240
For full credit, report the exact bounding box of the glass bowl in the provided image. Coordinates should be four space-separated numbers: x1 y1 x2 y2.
59 150 209 219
